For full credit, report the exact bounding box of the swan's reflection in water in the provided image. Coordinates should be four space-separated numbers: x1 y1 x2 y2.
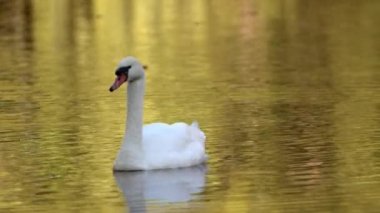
114 165 207 212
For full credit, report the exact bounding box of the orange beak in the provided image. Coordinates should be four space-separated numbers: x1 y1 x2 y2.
109 74 127 92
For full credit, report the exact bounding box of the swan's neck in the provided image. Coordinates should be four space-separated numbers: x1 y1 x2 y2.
124 78 145 145
114 76 146 170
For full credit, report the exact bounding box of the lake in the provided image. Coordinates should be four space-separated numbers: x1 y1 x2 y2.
0 0 379 212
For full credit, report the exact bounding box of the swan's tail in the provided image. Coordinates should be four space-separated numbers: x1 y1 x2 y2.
190 121 206 143
191 121 199 129
190 121 208 162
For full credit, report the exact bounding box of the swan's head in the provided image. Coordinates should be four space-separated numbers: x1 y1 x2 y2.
109 56 145 92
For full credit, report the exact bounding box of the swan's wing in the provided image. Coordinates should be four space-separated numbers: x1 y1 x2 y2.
143 122 205 147
142 122 207 169
142 122 190 151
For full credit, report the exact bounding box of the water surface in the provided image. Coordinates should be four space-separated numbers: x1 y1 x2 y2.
1 0 379 212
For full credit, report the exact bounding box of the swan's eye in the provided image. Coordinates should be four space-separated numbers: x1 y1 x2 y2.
115 66 131 76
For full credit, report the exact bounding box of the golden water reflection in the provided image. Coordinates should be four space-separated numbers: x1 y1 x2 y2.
0 0 379 212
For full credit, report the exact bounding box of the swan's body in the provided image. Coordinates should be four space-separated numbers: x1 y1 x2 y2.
110 57 207 171
114 122 207 170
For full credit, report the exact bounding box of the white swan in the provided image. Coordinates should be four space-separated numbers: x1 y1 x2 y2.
109 56 207 171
